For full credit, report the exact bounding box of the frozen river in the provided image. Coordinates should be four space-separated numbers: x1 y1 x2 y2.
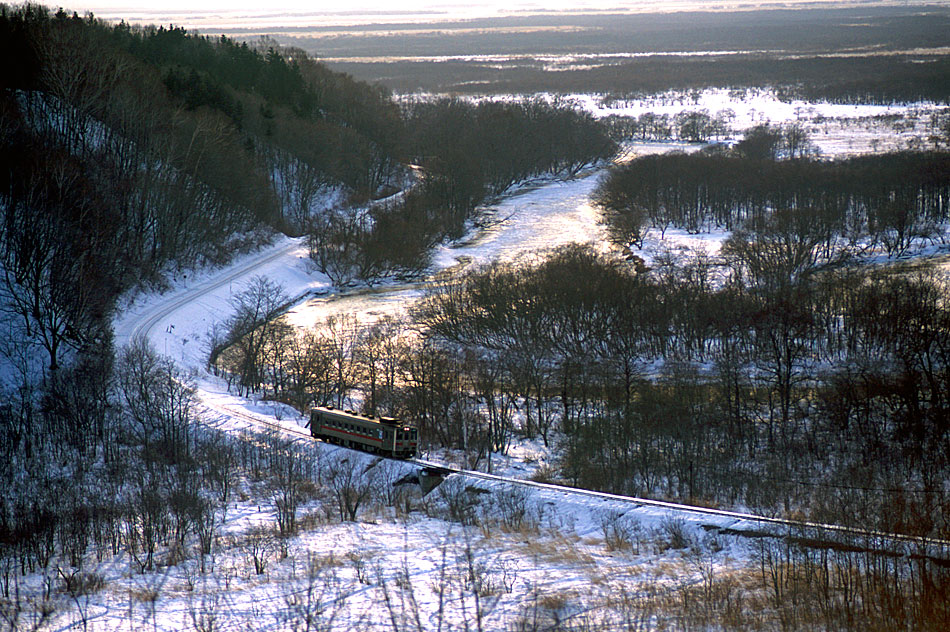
280 84 940 327
283 89 946 330
283 141 696 329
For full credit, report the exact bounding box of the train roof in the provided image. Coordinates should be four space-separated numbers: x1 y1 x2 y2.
312 405 412 428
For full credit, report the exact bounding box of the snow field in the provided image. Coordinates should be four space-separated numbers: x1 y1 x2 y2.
26 434 748 632
580 88 947 157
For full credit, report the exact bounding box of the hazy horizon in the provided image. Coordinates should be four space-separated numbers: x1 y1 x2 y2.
69 0 945 31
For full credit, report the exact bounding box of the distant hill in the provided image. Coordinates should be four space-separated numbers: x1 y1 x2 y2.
0 4 405 372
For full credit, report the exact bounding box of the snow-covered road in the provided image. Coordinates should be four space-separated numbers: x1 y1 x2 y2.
114 237 320 365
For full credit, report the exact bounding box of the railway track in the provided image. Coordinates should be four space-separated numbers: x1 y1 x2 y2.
205 396 950 561
412 458 950 557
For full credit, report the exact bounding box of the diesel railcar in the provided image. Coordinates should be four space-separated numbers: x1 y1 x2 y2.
310 406 418 458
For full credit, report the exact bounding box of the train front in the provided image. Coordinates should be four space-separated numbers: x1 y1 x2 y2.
382 417 418 458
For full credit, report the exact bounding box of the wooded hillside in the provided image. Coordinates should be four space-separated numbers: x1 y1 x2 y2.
1 5 406 377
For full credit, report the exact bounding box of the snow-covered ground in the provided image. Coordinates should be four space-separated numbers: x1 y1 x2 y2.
23 464 758 631
15 88 942 630
577 88 947 156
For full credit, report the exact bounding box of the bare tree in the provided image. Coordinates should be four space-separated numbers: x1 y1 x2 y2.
32 16 125 158
124 474 166 573
116 340 196 461
188 591 221 632
323 458 377 523
244 526 276 575
222 277 289 395
320 315 361 409
271 438 304 537
281 553 350 632
0 165 103 373
308 209 379 286
355 316 406 417
264 146 331 232
283 329 334 410
57 567 104 632
782 123 816 160
591 177 651 250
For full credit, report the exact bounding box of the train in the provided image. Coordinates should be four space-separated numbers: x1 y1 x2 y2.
310 406 418 458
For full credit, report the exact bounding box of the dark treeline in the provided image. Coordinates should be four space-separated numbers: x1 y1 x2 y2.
601 108 737 144
0 4 409 377
404 98 615 196
594 147 950 255
410 245 950 543
334 53 950 104
115 24 404 197
308 97 616 284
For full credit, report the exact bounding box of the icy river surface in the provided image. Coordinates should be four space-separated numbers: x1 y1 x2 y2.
285 90 945 329
283 141 695 329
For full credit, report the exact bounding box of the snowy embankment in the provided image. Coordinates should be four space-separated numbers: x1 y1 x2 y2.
113 235 325 438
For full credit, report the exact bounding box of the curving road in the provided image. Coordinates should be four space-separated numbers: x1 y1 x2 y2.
115 237 308 353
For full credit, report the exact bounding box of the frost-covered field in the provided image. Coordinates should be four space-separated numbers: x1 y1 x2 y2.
17 88 941 630
21 426 757 631
576 88 947 156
